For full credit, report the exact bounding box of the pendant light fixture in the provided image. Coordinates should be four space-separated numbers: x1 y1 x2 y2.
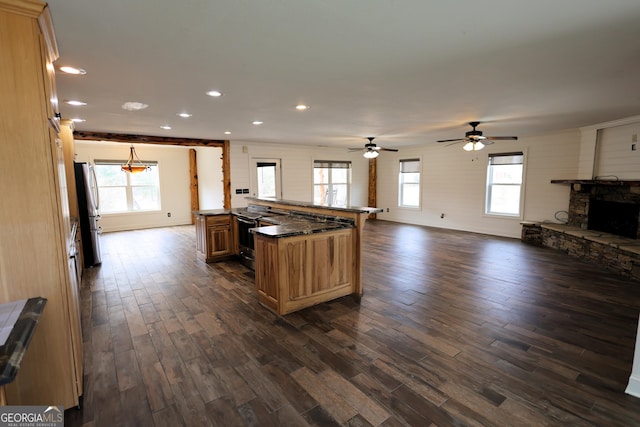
121 145 149 173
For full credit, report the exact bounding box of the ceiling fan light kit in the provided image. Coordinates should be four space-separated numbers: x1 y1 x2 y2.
463 141 484 151
349 136 399 158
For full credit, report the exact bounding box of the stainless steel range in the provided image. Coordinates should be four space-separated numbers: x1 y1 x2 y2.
234 206 268 270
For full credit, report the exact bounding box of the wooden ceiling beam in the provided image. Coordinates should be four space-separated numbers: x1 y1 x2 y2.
73 131 226 147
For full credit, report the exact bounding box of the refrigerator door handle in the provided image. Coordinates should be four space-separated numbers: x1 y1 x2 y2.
90 165 100 211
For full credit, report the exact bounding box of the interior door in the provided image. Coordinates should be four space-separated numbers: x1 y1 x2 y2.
253 158 281 198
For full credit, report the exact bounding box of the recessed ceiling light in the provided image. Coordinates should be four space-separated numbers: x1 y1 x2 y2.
71 118 86 123
252 121 264 125
59 66 86 75
160 125 172 130
224 131 231 135
206 90 223 97
177 112 192 118
295 104 309 110
121 101 149 111
65 100 87 106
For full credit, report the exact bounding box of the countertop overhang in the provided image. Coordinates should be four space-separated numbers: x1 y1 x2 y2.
245 197 383 214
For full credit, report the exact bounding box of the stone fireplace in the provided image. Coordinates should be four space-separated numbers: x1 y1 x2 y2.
521 180 640 281
566 180 640 239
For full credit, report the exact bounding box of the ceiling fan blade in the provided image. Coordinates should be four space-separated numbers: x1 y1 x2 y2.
437 138 464 143
486 136 518 141
348 147 364 151
380 148 399 152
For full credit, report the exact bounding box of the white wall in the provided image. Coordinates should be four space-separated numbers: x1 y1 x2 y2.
228 141 370 208
374 129 581 238
75 141 192 232
196 146 224 209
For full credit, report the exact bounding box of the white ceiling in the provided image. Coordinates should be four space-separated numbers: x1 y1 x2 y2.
49 0 640 150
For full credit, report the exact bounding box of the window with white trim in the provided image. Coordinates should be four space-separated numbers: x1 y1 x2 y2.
398 158 421 207
485 152 524 216
94 161 160 213
256 161 277 198
313 160 351 206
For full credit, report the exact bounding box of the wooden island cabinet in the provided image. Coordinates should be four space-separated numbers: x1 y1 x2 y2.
255 227 354 315
247 197 381 315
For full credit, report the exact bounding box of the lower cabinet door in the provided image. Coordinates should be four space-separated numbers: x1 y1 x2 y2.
207 226 231 259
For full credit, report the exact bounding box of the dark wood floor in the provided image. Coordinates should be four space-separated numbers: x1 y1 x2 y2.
65 220 640 426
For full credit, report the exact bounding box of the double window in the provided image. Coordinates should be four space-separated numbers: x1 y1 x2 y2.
94 161 160 213
398 158 421 208
313 160 351 206
485 152 524 216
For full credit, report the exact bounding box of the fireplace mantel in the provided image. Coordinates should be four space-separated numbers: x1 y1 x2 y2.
551 179 640 186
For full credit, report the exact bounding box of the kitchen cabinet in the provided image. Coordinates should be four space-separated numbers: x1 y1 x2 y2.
255 228 354 315
0 0 83 408
195 212 234 262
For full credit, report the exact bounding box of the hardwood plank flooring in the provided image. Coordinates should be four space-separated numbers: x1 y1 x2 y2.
65 220 640 426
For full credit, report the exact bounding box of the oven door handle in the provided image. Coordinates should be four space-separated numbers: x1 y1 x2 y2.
237 217 257 226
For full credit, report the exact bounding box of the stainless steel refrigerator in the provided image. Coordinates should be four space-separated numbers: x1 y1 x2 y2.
74 162 102 267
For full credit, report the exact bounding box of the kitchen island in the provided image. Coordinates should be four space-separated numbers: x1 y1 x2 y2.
247 197 381 315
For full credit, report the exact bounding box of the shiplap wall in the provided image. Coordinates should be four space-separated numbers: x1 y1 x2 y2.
229 141 370 208
594 122 640 179
375 129 581 238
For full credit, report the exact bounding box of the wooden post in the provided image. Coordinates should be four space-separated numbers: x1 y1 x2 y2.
222 140 231 209
368 157 377 218
189 149 199 224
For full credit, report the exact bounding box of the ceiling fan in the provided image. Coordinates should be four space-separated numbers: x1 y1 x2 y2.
437 121 518 151
349 137 399 158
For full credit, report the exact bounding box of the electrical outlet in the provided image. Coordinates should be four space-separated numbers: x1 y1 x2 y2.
386 208 389 212
440 213 445 219
167 212 171 217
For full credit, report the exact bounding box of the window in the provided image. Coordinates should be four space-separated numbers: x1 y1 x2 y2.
398 158 421 207
313 160 351 206
256 161 277 198
94 161 160 213
485 152 524 216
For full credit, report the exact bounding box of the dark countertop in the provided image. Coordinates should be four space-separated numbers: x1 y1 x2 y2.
251 221 352 238
195 199 371 238
551 179 640 186
193 209 232 216
245 197 383 214
0 297 47 385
